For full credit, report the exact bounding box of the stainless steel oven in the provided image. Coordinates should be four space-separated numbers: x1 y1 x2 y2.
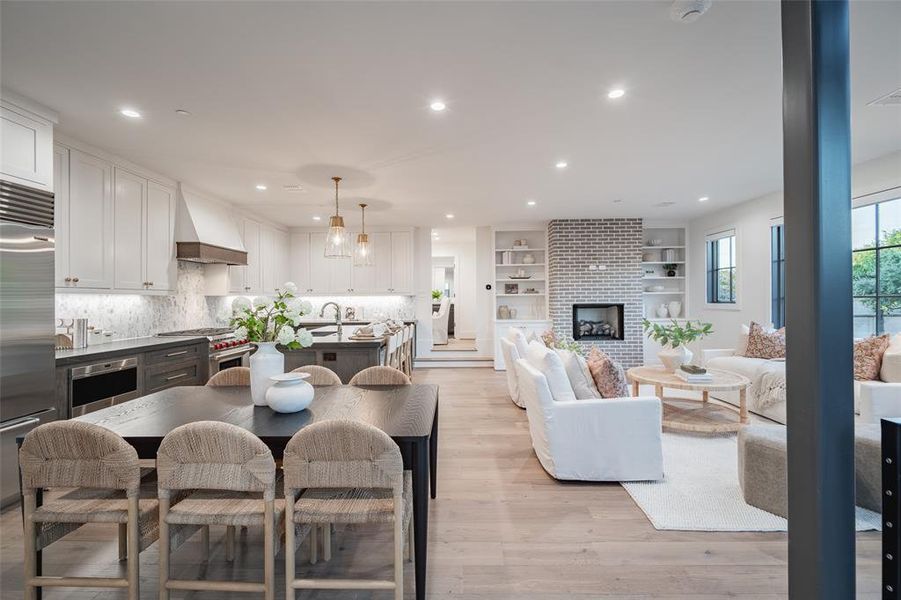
69 356 140 417
209 346 249 375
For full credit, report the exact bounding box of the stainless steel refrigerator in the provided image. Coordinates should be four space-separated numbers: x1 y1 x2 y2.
0 180 57 507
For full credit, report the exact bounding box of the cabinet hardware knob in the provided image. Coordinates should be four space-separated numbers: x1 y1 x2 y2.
64 276 72 282
149 282 153 286
72 277 79 283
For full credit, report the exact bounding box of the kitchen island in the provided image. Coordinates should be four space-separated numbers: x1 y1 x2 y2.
282 325 388 383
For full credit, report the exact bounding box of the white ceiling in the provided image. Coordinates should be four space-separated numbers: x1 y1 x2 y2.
2 1 899 227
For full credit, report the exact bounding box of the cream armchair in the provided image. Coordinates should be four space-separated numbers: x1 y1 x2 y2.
513 358 664 482
432 297 450 345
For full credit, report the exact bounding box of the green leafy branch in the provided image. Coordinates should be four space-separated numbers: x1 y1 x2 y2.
642 319 713 349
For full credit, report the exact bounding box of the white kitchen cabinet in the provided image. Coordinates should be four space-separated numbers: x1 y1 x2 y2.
260 225 289 294
308 233 331 294
52 145 70 288
390 231 413 293
64 149 113 289
113 168 146 290
242 219 261 294
1 99 55 192
274 229 289 291
351 231 390 293
228 219 246 294
330 250 353 293
289 232 311 293
145 181 176 291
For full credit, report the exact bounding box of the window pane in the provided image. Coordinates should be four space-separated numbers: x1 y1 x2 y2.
853 203 876 250
852 249 877 296
879 247 901 296
882 298 901 336
854 317 877 339
717 269 734 303
853 297 876 316
730 236 736 268
879 198 901 246
717 237 731 268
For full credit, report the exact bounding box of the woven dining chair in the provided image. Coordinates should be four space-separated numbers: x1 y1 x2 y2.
349 366 411 386
399 325 414 378
290 365 342 385
19 421 158 600
283 420 412 599
206 366 252 387
157 421 305 600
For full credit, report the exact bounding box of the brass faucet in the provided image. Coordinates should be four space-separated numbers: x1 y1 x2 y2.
320 302 342 336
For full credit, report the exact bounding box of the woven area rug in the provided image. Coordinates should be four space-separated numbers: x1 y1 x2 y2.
622 432 881 532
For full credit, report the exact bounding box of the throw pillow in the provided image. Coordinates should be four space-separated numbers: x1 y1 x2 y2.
881 334 901 383
586 347 629 398
524 341 577 402
555 349 601 399
745 321 786 359
854 334 891 381
506 327 529 358
737 322 775 357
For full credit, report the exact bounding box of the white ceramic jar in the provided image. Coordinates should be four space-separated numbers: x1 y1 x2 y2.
266 373 314 413
250 342 284 406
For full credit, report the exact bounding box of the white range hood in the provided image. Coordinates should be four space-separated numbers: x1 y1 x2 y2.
175 185 248 265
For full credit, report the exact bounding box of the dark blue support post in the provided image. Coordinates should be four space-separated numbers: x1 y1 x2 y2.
782 1 855 598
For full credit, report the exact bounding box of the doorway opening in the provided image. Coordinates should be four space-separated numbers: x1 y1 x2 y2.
431 227 477 352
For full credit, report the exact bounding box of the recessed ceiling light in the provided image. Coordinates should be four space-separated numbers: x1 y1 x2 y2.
612 198 623 204
607 89 626 99
120 108 142 119
255 184 268 191
433 236 440 241
445 213 455 219
312 216 322 221
527 200 537 206
698 196 709 202
430 100 447 112
175 109 192 116
555 161 568 169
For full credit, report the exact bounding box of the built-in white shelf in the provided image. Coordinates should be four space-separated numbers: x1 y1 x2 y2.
496 293 545 297
642 276 684 280
496 247 545 252
644 317 690 323
641 261 685 265
496 263 546 267
497 277 545 281
642 245 685 250
643 291 685 296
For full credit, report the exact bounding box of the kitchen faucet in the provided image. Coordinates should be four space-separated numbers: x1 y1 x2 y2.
320 302 342 336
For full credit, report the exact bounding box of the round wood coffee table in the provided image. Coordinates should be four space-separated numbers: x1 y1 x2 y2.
626 365 751 433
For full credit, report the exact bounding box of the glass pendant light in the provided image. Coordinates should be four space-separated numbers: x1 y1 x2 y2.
324 176 351 258
354 203 374 266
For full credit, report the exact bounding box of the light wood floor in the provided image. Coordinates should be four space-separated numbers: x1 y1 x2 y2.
0 367 882 598
431 337 477 352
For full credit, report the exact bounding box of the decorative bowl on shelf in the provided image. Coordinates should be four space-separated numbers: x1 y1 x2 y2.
646 285 666 292
509 275 533 280
647 239 663 246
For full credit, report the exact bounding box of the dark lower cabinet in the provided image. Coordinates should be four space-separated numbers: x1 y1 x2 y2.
283 346 382 384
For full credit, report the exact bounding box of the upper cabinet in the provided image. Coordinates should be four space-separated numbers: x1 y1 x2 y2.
225 219 290 296
54 141 176 293
1 95 56 192
289 229 414 295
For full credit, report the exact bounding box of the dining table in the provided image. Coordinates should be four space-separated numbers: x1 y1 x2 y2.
69 383 439 600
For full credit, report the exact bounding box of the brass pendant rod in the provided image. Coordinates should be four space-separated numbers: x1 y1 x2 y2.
359 203 368 233
332 176 342 216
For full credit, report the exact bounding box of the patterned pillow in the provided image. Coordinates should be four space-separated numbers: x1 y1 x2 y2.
586 347 629 398
745 321 786 359
854 334 891 381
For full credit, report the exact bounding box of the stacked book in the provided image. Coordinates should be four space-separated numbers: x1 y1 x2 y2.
675 364 713 383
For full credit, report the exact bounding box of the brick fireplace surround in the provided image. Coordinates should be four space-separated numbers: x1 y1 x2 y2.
548 219 644 367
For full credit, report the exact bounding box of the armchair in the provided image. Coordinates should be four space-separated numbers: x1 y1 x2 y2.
432 297 450 345
499 338 524 408
513 359 663 481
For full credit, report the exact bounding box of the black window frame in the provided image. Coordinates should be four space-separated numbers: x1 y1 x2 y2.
771 223 786 328
706 233 737 304
852 197 901 335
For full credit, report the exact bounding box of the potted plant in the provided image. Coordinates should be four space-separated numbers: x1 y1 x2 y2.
663 263 679 277
641 319 713 372
231 282 315 406
431 289 443 302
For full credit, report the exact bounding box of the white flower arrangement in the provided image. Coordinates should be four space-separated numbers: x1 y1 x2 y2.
230 282 314 349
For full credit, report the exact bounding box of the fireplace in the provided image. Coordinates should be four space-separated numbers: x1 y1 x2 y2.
572 303 625 341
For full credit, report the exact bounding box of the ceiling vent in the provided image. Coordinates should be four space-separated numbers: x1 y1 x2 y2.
868 88 901 107
670 0 712 23
654 201 677 208
283 184 305 192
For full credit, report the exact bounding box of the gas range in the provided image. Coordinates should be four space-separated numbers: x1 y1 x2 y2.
156 327 250 356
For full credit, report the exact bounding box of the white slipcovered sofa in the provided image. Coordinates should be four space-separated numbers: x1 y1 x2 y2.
703 331 901 425
499 327 531 408
514 341 663 481
432 297 450 345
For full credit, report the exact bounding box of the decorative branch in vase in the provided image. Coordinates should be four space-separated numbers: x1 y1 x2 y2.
641 319 713 372
231 282 315 405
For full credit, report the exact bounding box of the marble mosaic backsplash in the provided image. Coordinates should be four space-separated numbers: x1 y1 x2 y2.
55 262 416 340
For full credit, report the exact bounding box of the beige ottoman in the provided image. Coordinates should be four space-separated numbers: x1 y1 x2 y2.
738 424 882 518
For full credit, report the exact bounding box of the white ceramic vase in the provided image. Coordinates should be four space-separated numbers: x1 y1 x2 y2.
266 373 314 413
667 301 682 318
250 342 284 406
658 344 693 373
655 304 669 318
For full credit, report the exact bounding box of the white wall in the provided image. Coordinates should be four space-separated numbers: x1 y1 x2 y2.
688 151 901 351
432 233 477 339
475 226 495 356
